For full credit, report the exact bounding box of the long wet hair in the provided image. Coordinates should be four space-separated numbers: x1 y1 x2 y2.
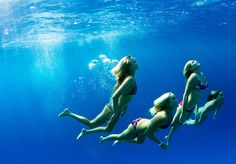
149 93 171 116
111 56 136 92
183 60 194 79
207 90 222 102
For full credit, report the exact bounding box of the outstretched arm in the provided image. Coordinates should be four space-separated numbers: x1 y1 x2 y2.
213 108 219 119
144 115 168 149
213 97 224 119
146 133 167 149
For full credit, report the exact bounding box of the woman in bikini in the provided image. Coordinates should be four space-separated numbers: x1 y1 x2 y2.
100 92 178 150
58 56 138 139
185 90 224 125
165 60 208 146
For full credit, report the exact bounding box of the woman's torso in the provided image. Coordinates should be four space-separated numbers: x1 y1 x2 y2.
116 77 137 112
201 98 220 116
136 111 171 134
186 73 207 109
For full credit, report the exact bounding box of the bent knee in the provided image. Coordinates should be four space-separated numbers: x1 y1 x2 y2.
104 126 113 133
88 121 97 128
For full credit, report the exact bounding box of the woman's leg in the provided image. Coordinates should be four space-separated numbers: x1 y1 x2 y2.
100 124 136 143
165 107 182 145
89 105 113 127
59 105 112 128
77 113 120 140
112 135 145 146
58 108 92 127
185 108 202 125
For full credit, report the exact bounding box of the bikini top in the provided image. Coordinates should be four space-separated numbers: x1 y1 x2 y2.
160 115 173 129
128 83 137 95
195 80 208 90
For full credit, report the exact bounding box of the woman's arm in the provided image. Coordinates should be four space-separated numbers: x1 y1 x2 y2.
146 133 168 149
112 76 135 114
213 97 224 119
144 114 167 148
179 74 198 122
213 109 218 119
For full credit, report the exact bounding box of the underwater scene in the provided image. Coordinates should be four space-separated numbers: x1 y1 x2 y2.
0 0 236 164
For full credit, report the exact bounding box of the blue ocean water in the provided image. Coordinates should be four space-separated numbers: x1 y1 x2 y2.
0 0 236 163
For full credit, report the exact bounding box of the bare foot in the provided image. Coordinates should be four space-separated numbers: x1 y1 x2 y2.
58 108 71 117
113 140 119 146
77 128 88 140
100 136 104 144
165 135 170 146
160 142 168 150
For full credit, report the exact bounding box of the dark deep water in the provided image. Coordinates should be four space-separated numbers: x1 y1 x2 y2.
0 0 236 164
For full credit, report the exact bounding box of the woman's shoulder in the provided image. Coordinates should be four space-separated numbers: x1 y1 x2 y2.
188 73 200 82
124 75 136 83
190 72 199 78
204 99 218 110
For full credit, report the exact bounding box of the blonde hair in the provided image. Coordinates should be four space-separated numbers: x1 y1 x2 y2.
149 106 163 116
111 56 136 91
112 56 135 79
183 60 194 79
149 93 172 116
